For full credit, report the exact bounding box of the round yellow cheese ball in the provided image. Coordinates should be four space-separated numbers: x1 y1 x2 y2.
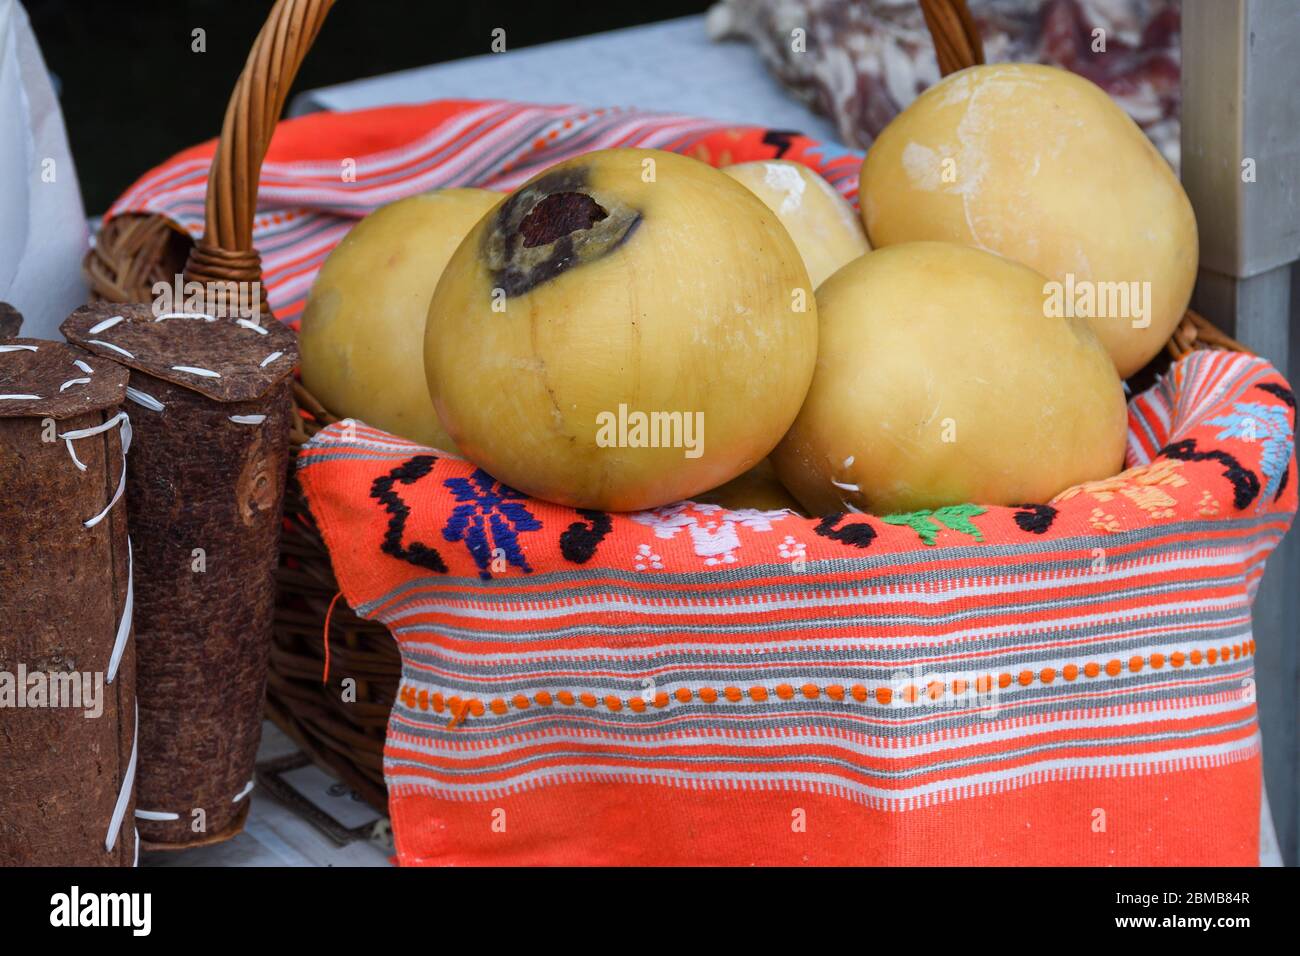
860 63 1197 378
426 148 818 511
722 160 869 288
299 188 500 450
692 459 805 514
771 242 1128 516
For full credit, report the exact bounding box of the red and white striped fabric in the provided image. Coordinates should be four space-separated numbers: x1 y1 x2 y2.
106 99 862 326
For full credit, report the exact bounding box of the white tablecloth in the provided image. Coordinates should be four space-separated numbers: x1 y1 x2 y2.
290 14 839 142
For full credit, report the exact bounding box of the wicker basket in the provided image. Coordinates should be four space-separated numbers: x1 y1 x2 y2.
83 0 1248 814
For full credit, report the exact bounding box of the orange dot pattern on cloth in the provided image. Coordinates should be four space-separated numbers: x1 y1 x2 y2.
402 641 1261 726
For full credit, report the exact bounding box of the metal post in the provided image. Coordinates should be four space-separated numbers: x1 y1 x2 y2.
1182 0 1300 865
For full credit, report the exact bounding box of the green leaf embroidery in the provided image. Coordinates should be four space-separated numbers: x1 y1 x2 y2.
882 504 987 546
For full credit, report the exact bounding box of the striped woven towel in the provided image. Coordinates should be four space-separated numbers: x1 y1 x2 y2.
297 349 1296 866
106 99 861 325
110 99 1297 865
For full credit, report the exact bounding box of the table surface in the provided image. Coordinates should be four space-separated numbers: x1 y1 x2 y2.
143 717 1279 866
142 722 392 867
290 14 840 143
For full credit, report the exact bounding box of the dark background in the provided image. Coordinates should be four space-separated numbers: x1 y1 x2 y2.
25 0 711 213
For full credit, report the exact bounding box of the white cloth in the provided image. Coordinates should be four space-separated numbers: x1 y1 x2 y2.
0 0 88 340
288 15 840 144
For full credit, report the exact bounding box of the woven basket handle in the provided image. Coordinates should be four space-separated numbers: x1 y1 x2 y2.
920 0 985 75
183 0 978 299
183 0 335 300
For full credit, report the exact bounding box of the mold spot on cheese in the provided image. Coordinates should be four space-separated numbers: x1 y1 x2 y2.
485 168 642 298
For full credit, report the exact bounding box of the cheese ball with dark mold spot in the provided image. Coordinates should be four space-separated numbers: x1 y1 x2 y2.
425 148 818 511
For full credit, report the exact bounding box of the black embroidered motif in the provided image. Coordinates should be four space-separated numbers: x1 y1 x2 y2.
1012 504 1058 534
560 509 612 564
761 130 800 158
370 455 449 573
1160 439 1260 510
1257 381 1296 410
814 512 877 549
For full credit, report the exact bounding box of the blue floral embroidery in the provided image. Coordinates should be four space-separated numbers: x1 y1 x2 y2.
800 140 864 166
1208 402 1294 509
442 470 541 578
